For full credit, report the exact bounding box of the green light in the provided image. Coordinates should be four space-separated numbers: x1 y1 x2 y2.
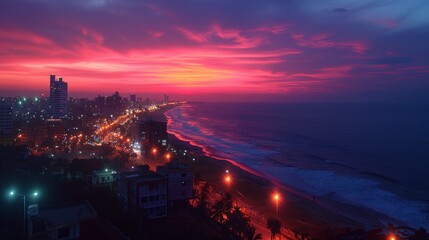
34 97 38 101
23 97 26 101
33 192 38 197
10 191 14 196
18 101 22 105
105 169 108 172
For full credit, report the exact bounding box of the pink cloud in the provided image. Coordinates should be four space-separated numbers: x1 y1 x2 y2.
176 27 208 43
148 31 164 38
289 65 354 79
176 24 275 49
0 29 53 45
292 33 367 54
80 27 104 43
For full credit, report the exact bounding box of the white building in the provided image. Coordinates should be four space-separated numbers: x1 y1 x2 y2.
92 169 116 187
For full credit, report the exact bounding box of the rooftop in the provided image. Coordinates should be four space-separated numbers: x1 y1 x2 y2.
29 201 97 236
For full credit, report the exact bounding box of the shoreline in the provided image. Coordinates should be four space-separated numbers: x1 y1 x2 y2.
159 104 400 236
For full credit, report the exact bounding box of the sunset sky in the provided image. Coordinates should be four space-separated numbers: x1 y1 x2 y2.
1 0 429 101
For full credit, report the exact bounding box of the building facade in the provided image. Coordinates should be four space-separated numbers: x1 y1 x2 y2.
139 120 168 158
118 166 167 219
157 160 193 203
49 74 68 119
0 99 13 146
92 169 116 187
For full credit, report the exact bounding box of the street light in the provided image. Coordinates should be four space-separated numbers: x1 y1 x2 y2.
152 148 158 164
9 190 39 238
273 193 280 217
225 175 232 193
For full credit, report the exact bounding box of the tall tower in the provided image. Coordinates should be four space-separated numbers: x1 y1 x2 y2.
49 74 68 118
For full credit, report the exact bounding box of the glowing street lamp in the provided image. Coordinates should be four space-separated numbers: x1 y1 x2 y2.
225 175 232 193
9 189 39 237
152 148 158 164
165 153 171 161
273 193 280 217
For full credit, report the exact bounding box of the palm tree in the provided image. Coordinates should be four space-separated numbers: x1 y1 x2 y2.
210 193 233 223
267 217 281 240
195 181 211 213
244 224 262 240
226 206 249 237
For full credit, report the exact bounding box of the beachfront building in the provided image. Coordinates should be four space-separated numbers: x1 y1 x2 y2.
139 120 168 158
118 165 167 218
156 159 193 204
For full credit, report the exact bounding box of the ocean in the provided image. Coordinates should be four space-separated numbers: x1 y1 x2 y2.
165 102 429 229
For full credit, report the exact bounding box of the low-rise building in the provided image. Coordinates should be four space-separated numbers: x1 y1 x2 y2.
92 169 116 187
118 165 167 219
27 201 97 240
157 159 193 203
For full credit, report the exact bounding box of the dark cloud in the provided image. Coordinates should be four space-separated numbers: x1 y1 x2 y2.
333 8 348 13
369 57 414 65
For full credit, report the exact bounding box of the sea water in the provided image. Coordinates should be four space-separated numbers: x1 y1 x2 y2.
165 102 429 229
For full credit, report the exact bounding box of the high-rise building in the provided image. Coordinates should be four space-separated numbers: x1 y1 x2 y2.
49 74 68 118
139 120 168 157
0 99 13 146
130 94 136 107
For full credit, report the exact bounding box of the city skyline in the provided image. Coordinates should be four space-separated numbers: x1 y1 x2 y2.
1 0 429 102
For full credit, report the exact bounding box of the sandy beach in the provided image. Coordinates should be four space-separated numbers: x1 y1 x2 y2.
148 105 394 238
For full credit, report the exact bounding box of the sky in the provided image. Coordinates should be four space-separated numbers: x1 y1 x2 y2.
0 0 429 102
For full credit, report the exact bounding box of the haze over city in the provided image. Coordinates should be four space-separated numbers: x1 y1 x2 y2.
1 0 429 101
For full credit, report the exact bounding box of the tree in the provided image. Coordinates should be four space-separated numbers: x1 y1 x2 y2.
225 206 249 238
197 182 211 213
244 224 262 240
267 218 281 240
210 193 233 223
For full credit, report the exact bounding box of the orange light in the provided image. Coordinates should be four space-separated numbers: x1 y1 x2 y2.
225 176 231 183
127 138 131 142
166 153 171 159
390 236 396 240
152 148 157 153
274 193 280 201
17 134 22 138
